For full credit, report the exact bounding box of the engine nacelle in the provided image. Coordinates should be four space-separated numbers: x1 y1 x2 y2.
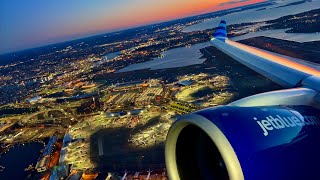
165 105 320 180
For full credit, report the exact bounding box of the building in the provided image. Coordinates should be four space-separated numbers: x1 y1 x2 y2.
36 156 50 172
26 95 41 103
177 80 194 86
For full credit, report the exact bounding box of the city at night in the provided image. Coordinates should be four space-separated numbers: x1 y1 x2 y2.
0 0 320 180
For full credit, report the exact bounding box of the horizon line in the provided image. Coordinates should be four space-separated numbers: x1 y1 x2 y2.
0 1 265 56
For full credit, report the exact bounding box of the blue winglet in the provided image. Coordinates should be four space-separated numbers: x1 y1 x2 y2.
213 20 227 41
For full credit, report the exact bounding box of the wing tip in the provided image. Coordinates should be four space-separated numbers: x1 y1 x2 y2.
213 20 227 41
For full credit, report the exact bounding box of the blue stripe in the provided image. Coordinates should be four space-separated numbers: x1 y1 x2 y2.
214 32 227 37
217 26 226 30
216 29 226 34
220 20 226 24
219 23 227 28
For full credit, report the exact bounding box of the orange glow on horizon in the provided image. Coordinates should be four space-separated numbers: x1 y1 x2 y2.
227 39 320 76
62 0 266 39
106 0 265 30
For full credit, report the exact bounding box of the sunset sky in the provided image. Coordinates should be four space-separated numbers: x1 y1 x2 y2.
0 0 264 54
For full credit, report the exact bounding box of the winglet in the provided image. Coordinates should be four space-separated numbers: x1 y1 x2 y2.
213 20 227 41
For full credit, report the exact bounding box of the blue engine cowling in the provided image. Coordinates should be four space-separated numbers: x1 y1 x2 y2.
165 105 320 180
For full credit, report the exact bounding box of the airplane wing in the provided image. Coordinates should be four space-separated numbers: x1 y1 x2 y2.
211 20 320 89
165 20 320 180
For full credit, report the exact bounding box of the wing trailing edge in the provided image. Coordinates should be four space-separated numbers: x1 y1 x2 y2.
210 20 320 88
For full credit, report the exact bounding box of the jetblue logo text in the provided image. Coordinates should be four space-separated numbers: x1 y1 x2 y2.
255 115 320 136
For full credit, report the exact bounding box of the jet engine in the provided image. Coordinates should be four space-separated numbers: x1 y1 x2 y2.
165 105 320 180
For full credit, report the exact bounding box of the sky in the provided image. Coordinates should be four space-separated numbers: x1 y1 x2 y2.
0 0 264 54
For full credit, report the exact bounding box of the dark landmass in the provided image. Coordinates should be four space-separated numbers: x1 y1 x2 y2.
273 0 307 9
0 106 39 117
262 8 320 33
256 7 267 11
232 8 320 34
256 0 307 12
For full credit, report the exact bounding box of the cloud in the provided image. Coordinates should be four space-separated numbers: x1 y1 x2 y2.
219 0 250 6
